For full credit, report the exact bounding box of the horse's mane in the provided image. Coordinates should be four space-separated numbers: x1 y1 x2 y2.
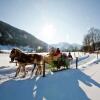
13 48 23 53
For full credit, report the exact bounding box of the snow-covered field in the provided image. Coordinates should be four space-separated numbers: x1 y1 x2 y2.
0 52 100 100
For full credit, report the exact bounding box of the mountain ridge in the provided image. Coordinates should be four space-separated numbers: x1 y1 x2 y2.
51 42 81 51
0 21 48 51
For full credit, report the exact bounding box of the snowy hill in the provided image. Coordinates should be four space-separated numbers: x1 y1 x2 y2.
0 21 48 50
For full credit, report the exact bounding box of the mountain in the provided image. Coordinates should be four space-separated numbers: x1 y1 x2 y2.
0 21 48 51
51 42 70 50
51 42 81 51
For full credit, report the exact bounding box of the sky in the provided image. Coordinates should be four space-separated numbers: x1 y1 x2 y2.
0 0 100 45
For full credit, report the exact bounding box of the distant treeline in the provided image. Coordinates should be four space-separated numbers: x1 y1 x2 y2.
82 27 100 52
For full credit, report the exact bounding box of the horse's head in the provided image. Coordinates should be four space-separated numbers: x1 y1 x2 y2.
9 48 22 62
43 54 54 64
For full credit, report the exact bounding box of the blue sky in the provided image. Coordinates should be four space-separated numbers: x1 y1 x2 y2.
0 0 100 44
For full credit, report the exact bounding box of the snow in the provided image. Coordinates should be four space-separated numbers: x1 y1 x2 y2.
0 53 100 100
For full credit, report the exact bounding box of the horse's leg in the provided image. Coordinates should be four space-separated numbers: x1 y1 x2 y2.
38 65 42 75
35 64 42 75
31 63 36 77
15 64 21 77
40 65 42 75
35 67 38 75
35 65 40 75
22 65 26 78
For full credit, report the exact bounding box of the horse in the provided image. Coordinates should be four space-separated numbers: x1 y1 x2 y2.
9 48 44 78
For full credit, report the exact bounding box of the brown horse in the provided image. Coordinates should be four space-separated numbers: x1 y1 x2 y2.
9 48 44 77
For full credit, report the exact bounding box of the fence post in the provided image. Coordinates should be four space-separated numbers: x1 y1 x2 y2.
43 61 45 77
76 57 78 69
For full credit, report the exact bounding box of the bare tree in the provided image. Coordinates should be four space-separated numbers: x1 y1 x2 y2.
82 27 100 52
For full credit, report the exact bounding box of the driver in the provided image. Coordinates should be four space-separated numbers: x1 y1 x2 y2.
54 48 62 60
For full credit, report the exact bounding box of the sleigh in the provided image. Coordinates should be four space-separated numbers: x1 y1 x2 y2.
45 53 70 72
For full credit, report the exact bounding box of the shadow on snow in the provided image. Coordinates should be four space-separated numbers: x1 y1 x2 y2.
0 69 100 100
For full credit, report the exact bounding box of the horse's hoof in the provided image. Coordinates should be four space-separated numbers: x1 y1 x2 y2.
22 75 25 78
15 75 17 77
35 73 38 76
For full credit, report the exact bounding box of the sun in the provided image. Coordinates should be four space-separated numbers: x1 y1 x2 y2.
40 24 56 43
42 24 56 34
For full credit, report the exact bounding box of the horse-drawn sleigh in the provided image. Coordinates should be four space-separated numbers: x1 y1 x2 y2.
9 48 72 78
